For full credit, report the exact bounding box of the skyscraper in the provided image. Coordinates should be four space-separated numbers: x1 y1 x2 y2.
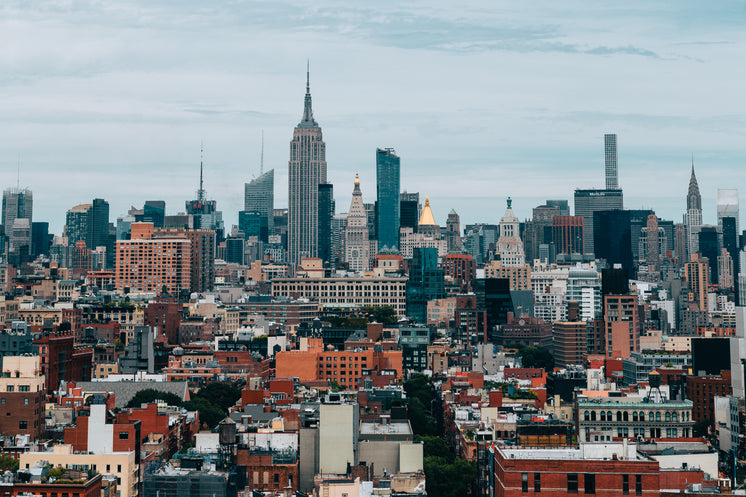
344 174 370 273
186 150 225 241
496 198 525 266
400 192 420 234
376 148 400 250
685 161 702 256
288 67 327 267
318 183 334 264
244 170 274 241
446 209 461 252
717 188 739 233
2 187 32 245
604 133 618 190
574 189 624 254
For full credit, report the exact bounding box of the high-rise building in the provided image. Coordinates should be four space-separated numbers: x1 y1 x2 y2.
446 209 461 252
185 153 224 241
604 133 618 190
685 162 703 256
698 226 720 285
645 214 660 271
115 223 191 295
376 148 400 251
566 267 601 322
31 221 50 258
603 294 639 359
244 169 274 241
553 320 587 368
288 68 327 267
685 255 709 311
717 188 739 232
156 228 215 293
406 247 444 323
318 183 334 264
143 200 166 228
526 201 567 262
2 187 32 242
496 198 525 267
574 189 623 254
400 192 420 234
552 216 584 255
344 174 370 273
719 248 734 290
593 210 633 275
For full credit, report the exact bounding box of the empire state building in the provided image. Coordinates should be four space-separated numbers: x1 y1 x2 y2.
288 67 327 267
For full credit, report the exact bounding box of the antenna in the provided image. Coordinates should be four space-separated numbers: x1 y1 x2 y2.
17 154 20 190
260 130 264 175
199 142 205 202
306 59 310 94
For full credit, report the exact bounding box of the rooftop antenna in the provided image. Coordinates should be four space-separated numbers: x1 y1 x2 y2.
260 130 264 175
198 142 205 202
17 154 20 190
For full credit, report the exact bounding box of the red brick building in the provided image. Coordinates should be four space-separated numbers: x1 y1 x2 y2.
685 371 732 425
552 216 585 255
442 253 477 291
34 330 93 391
491 443 660 497
144 297 182 345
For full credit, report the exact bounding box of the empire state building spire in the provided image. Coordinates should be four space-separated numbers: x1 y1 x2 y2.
299 61 317 127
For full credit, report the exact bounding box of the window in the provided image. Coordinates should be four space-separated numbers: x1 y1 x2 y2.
18 385 30 392
585 474 595 494
522 473 528 492
534 473 541 492
106 465 110 472
567 473 578 494
635 475 642 495
19 421 27 429
119 431 129 440
274 473 280 486
622 475 629 495
117 465 121 473
24 398 29 405
584 411 590 421
665 412 671 422
6 386 13 392
655 412 661 422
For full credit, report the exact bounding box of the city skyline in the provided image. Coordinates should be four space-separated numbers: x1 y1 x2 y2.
2 1 746 233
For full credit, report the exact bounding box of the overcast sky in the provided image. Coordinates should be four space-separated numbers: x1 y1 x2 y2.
2 1 746 235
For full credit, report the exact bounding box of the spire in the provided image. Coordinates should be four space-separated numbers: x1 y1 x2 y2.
506 196 512 210
419 197 438 226
353 172 361 193
299 61 317 127
687 154 701 211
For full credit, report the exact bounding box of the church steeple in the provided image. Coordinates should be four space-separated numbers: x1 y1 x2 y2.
687 157 701 211
299 61 317 128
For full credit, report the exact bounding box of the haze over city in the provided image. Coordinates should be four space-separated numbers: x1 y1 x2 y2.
2 1 746 233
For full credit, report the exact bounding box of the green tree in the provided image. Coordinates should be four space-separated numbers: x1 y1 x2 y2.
0 454 19 472
518 346 554 371
363 305 398 325
126 389 183 408
193 382 241 412
182 398 226 429
415 435 453 461
424 457 476 497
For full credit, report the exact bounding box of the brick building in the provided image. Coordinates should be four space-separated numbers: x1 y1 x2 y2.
0 356 46 440
494 312 552 348
685 371 732 425
34 330 93 391
144 297 182 345
442 253 476 291
490 442 660 497
115 222 192 295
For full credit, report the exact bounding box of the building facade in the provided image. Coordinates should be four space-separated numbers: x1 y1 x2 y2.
376 148 400 250
288 69 327 267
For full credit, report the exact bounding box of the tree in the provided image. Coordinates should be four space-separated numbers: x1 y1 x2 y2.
415 435 453 461
363 305 398 325
424 456 476 497
126 389 183 408
182 398 226 429
0 454 19 472
518 346 554 371
193 382 241 412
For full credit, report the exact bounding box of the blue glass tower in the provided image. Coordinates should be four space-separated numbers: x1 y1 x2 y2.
376 148 400 250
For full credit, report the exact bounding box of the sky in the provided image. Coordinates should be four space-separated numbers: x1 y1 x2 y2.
2 1 746 235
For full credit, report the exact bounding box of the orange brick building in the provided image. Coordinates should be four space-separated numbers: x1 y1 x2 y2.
115 222 191 295
275 338 402 388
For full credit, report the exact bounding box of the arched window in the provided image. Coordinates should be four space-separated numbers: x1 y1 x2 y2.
649 412 655 421
672 412 678 422
655 412 661 422
616 411 622 422
623 411 629 421
607 411 612 420
633 412 638 422
600 411 606 421
591 411 596 421
640 411 645 421
665 412 671 422
584 411 590 421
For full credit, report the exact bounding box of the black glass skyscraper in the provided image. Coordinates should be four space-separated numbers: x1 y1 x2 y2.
698 226 720 284
376 148 400 250
400 192 419 234
318 183 334 264
593 210 633 277
406 247 444 324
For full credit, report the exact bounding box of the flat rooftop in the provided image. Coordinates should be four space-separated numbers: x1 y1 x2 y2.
359 422 412 436
500 443 646 461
